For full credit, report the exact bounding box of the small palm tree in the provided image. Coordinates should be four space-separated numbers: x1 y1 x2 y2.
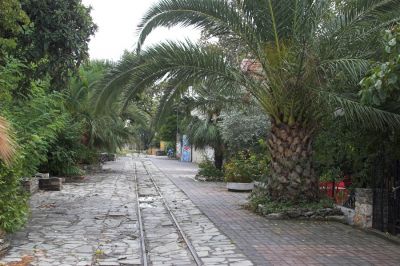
98 0 400 202
176 82 243 169
68 61 141 152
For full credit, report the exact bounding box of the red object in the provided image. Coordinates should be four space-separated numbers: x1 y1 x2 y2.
319 177 351 205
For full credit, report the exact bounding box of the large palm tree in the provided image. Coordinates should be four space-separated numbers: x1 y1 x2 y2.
97 0 400 202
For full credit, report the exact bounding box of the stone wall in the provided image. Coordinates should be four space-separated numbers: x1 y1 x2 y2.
192 145 214 164
353 188 373 228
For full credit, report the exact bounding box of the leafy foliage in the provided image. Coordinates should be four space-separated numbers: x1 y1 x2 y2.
360 25 400 106
16 0 97 90
219 105 269 154
314 116 400 188
0 60 66 232
0 0 29 55
0 0 100 232
0 161 28 232
248 187 334 214
158 114 177 142
198 160 223 179
224 152 268 183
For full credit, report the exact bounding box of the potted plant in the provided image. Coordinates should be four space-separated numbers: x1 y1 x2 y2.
224 152 259 191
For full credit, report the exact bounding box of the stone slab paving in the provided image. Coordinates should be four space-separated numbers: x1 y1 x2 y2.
135 161 196 265
150 156 400 266
0 158 141 266
137 158 253 266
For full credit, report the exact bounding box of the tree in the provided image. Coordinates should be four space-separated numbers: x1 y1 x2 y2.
16 0 97 91
219 105 270 155
68 61 137 152
360 25 400 107
97 0 400 203
0 0 29 57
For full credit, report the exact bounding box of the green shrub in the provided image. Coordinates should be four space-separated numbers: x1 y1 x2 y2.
224 152 268 183
41 118 85 176
198 160 223 178
248 187 334 214
0 161 28 232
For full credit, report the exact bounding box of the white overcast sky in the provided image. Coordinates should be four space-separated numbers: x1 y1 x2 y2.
82 0 201 61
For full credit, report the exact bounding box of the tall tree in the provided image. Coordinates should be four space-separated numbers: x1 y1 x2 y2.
0 0 29 58
16 0 97 92
98 0 400 203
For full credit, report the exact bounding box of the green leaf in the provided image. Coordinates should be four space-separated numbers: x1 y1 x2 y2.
388 38 397 47
372 94 381 106
387 73 398 85
374 79 382 90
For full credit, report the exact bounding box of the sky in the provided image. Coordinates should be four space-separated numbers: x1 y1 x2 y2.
82 0 201 61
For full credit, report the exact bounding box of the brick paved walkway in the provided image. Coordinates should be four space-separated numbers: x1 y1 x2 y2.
150 157 400 266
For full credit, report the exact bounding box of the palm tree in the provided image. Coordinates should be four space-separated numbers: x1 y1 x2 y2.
68 61 141 152
174 81 243 169
97 0 400 203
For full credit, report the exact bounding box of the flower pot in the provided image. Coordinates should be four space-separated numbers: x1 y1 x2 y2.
226 182 254 192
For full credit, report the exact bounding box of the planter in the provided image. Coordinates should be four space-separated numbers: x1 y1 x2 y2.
39 177 63 191
21 177 39 194
35 172 49 179
227 182 254 191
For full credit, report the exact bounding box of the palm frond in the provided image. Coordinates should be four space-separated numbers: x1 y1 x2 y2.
319 58 372 84
93 53 143 113
0 116 16 165
321 90 400 131
186 117 221 149
137 0 262 55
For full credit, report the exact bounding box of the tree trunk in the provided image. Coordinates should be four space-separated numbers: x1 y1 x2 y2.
267 121 318 202
214 145 224 170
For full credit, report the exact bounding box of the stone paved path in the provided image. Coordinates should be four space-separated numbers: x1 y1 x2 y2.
0 157 253 266
0 158 141 266
151 157 400 266
138 159 252 266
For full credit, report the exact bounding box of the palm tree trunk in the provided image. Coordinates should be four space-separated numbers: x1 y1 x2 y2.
267 121 318 202
214 144 224 170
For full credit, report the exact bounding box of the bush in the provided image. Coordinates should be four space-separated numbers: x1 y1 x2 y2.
0 161 28 232
198 160 223 179
40 118 84 176
248 187 334 214
224 152 268 183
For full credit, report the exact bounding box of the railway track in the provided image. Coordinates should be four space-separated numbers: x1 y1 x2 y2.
132 156 203 266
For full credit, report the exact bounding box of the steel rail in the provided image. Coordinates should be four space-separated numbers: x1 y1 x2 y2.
141 160 203 266
132 158 149 266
